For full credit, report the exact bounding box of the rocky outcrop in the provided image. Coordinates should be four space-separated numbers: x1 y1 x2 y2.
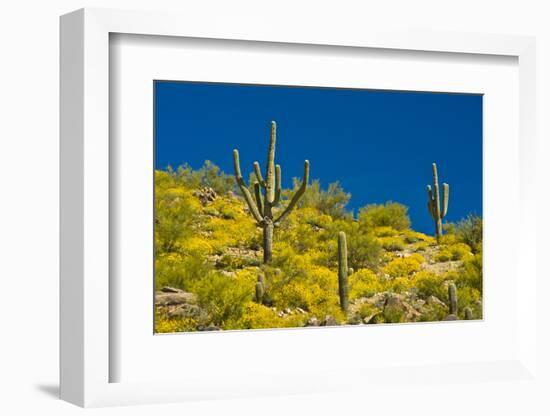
155 287 206 321
193 187 217 205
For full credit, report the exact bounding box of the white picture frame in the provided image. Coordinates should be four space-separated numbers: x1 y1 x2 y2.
60 7 538 408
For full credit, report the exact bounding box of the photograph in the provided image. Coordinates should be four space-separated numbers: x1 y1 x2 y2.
153 81 483 333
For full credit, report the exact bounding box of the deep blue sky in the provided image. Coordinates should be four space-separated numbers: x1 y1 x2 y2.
154 81 482 234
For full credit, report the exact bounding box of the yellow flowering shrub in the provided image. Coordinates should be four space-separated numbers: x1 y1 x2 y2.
382 254 424 278
230 302 308 329
436 242 473 262
349 269 383 299
378 236 406 251
403 230 435 244
373 226 399 237
155 317 198 333
389 276 415 293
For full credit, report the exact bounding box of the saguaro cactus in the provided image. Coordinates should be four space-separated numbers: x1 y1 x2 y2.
464 307 473 320
338 231 350 312
448 282 457 316
255 274 265 304
427 162 449 242
233 121 309 264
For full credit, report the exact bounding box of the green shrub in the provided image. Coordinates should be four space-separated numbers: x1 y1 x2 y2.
404 235 418 244
155 252 212 290
171 160 236 194
418 302 448 322
357 303 381 320
291 179 352 219
328 221 382 270
190 271 253 327
379 237 406 251
456 286 482 315
455 214 483 253
383 303 406 323
457 253 483 292
347 232 382 270
373 226 399 237
414 271 447 300
358 202 411 231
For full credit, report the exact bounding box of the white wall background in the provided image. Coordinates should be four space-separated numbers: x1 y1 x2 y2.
1 1 548 415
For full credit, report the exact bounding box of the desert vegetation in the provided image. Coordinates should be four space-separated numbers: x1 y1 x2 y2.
155 122 482 333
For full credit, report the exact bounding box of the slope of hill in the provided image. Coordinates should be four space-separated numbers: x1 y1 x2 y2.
154 166 482 333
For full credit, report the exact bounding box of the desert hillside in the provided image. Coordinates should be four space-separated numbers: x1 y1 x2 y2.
155 163 482 333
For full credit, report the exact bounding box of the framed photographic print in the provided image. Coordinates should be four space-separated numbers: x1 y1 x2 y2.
152 81 482 334
60 7 539 408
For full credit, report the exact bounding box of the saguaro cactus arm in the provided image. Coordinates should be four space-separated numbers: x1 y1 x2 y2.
427 185 435 217
253 161 265 187
233 149 264 224
442 183 449 217
274 160 309 226
264 121 277 203
253 182 264 214
273 164 282 205
427 162 450 241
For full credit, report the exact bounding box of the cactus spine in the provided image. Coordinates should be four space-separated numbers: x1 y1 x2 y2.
427 162 449 242
338 231 350 312
448 282 457 316
233 121 309 264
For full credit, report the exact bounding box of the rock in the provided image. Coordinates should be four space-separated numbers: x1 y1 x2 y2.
443 314 458 321
220 270 236 278
321 315 338 326
366 292 388 308
347 315 362 325
166 303 202 319
198 324 221 331
384 294 404 310
383 294 422 322
306 317 320 326
426 295 447 309
284 308 292 314
363 312 380 324
277 311 285 318
296 307 306 314
160 286 181 293
193 187 217 205
155 290 197 306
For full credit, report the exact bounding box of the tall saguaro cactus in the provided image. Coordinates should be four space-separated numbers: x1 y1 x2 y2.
233 121 309 264
448 282 457 316
255 274 265 304
338 231 350 312
427 162 449 242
